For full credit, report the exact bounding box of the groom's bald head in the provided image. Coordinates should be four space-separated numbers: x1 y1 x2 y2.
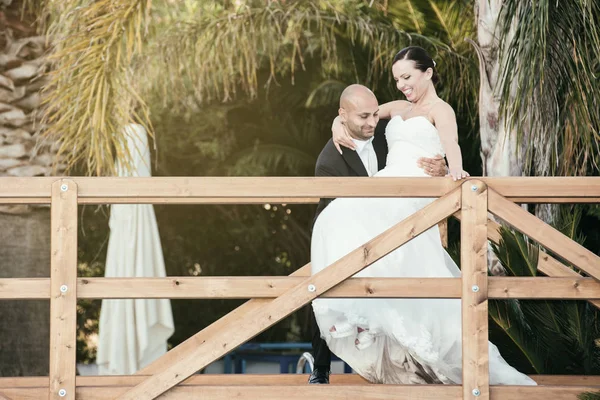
339 84 379 141
339 84 377 109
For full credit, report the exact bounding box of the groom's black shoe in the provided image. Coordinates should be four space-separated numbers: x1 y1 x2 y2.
308 368 330 384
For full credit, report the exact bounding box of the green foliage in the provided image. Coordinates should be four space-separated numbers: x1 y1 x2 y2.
144 0 440 106
76 207 109 363
579 392 600 400
554 206 587 248
493 229 538 277
489 213 600 375
489 229 545 373
34 0 481 177
497 0 600 176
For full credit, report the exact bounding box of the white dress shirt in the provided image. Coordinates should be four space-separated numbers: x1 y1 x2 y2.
352 137 378 176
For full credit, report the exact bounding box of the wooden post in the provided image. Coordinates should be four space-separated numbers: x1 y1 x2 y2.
49 179 78 400
461 180 489 400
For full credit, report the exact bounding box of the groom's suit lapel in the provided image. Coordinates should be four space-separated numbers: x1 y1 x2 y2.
373 136 387 172
373 119 389 172
341 146 369 177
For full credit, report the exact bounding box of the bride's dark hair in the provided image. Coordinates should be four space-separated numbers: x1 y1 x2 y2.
392 46 439 85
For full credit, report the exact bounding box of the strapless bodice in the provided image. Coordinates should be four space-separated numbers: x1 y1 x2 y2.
378 115 444 177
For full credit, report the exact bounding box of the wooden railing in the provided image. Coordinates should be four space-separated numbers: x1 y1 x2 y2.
0 176 599 400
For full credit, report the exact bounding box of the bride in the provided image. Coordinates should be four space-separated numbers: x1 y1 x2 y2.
311 46 536 385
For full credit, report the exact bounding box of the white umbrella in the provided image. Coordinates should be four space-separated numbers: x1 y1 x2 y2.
96 124 174 375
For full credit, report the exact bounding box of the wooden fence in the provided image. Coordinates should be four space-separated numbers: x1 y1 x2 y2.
0 176 599 400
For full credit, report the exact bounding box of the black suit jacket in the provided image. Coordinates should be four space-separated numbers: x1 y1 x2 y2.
314 119 389 222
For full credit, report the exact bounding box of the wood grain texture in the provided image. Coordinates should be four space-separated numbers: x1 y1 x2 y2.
461 181 489 400
49 180 78 400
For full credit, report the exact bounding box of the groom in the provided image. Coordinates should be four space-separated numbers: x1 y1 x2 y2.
309 84 447 384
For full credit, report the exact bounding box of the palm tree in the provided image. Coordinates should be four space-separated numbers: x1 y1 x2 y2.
473 0 600 220
0 0 62 376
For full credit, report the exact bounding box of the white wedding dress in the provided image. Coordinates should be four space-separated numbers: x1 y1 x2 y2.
311 115 536 385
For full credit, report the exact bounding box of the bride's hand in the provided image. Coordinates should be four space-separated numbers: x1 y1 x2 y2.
417 155 446 177
332 116 356 154
447 168 470 181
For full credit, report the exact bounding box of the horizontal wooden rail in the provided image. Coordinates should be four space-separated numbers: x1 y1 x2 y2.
0 177 599 203
1 374 599 388
4 196 599 205
2 277 599 300
0 197 324 205
0 383 598 400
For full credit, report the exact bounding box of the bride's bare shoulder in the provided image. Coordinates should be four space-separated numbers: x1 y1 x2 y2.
430 100 455 118
430 100 456 129
380 100 411 119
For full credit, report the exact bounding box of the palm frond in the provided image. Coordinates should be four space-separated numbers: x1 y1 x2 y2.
497 0 600 175
587 205 600 220
489 227 544 372
555 205 587 243
142 1 451 108
35 0 474 174
403 0 425 34
491 227 539 277
224 143 316 176
304 79 347 108
578 392 600 400
488 299 544 373
427 0 456 48
40 0 152 176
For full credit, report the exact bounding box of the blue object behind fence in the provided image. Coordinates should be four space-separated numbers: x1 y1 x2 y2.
223 343 351 374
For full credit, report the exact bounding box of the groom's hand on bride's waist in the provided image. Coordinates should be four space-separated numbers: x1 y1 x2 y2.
417 155 447 177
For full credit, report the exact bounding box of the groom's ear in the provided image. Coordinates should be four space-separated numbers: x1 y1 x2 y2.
339 107 347 123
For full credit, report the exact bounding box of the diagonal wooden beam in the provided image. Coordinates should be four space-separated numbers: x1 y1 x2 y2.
455 209 600 310
137 263 311 375
141 200 458 377
488 189 600 281
119 187 462 400
455 211 580 277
